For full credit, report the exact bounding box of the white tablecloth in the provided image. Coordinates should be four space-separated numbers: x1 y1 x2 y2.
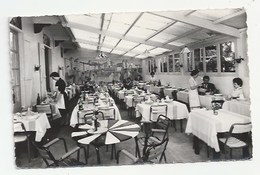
222 100 250 116
177 91 189 104
185 109 251 152
136 101 189 121
164 88 177 98
124 95 134 108
14 113 51 142
153 86 164 94
199 95 214 109
70 101 122 127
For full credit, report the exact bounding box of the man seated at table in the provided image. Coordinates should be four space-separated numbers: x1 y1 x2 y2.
198 75 217 95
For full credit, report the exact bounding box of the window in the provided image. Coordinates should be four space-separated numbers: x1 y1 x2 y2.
220 41 235 72
174 53 181 72
194 48 204 71
168 55 173 72
10 30 21 112
205 45 217 72
160 56 168 72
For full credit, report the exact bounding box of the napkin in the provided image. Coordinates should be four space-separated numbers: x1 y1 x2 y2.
165 95 170 100
161 99 165 103
147 96 152 102
147 90 150 94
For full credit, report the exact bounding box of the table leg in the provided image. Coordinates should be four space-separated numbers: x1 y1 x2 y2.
95 147 101 164
193 136 200 155
212 149 220 160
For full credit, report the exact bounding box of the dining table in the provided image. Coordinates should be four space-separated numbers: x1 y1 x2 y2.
222 99 250 116
136 100 189 122
164 88 177 99
70 98 122 127
185 108 251 158
71 119 140 164
13 112 51 142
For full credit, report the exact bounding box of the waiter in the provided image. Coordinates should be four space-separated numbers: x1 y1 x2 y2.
50 72 69 126
188 69 200 109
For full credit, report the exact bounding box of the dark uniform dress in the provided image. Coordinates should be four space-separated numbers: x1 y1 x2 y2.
55 78 69 125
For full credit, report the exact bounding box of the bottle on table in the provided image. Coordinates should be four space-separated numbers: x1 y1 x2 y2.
36 93 41 105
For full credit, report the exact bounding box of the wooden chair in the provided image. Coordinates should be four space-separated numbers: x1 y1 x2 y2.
14 121 31 163
36 104 58 122
32 138 88 167
128 95 145 119
97 107 116 120
218 122 252 159
77 109 95 125
117 138 169 164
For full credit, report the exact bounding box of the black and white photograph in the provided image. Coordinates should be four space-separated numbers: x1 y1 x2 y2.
0 0 260 175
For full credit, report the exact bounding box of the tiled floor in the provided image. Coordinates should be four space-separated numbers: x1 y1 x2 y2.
14 96 252 168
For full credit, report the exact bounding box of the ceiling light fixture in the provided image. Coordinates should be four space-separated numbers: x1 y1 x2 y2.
180 46 191 54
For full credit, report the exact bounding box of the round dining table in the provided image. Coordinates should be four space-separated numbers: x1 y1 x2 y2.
71 119 140 164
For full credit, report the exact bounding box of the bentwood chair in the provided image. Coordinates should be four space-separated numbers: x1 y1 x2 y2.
77 109 95 125
117 138 169 164
14 121 31 163
128 95 145 119
33 138 88 167
218 122 252 159
97 107 116 120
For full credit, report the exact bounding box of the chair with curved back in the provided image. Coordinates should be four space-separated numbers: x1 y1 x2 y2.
32 138 88 167
218 122 252 159
117 137 169 164
77 109 95 125
97 107 116 120
14 121 31 163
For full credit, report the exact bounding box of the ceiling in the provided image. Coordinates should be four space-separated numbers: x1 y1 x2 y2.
34 8 247 60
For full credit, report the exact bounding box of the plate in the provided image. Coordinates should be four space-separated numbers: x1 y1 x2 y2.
214 94 223 96
145 101 153 105
165 99 173 103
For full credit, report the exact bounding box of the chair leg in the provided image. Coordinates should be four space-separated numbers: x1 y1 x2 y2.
111 144 116 160
207 146 210 158
27 140 31 163
180 120 183 132
135 137 141 158
77 149 80 161
230 149 232 159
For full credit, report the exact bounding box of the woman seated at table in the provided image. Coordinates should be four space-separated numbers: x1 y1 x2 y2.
227 77 245 100
198 75 217 95
124 77 133 90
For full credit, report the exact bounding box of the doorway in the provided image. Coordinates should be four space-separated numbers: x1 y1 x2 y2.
44 46 51 92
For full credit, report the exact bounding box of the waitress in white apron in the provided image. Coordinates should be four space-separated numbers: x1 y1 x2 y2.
50 72 69 126
188 69 201 109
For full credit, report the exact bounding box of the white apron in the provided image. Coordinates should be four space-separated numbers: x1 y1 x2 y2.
56 92 66 109
188 77 200 108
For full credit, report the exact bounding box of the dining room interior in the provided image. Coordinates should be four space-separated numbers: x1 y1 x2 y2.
9 8 253 168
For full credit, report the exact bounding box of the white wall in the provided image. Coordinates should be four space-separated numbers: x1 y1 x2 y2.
17 17 65 108
142 31 250 98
